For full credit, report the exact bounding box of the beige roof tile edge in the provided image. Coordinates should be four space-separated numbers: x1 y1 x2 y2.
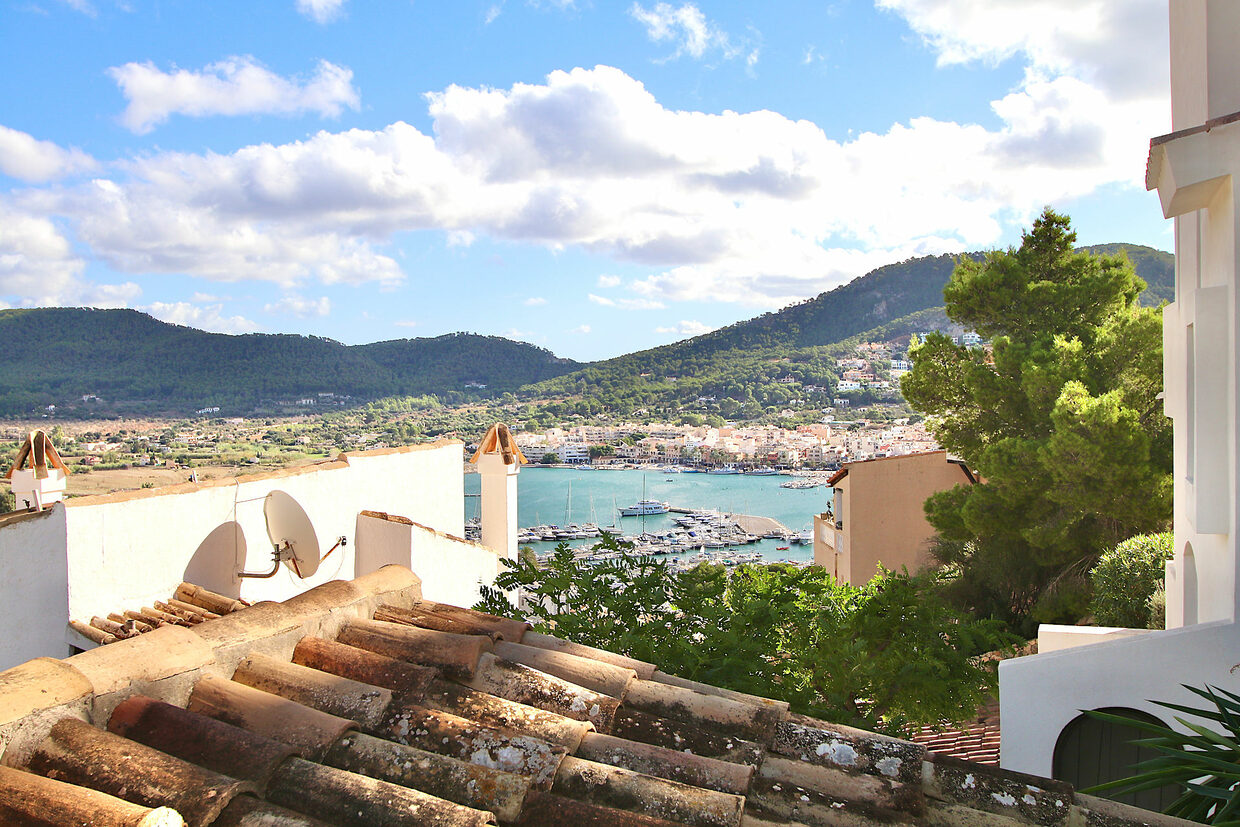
64 459 351 507
359 509 414 526
338 438 463 459
0 505 59 530
63 438 464 508
408 518 502 557
0 657 93 728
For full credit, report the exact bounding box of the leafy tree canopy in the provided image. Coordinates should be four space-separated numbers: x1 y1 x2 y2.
902 209 1172 632
476 535 1016 734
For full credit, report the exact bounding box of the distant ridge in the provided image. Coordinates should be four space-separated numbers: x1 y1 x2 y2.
0 308 578 416
524 243 1174 413
0 244 1171 417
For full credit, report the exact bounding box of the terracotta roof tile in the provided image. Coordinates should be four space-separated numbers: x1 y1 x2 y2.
907 700 1002 766
0 571 1202 827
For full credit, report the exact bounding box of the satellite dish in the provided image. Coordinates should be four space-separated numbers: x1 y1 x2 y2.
263 490 321 578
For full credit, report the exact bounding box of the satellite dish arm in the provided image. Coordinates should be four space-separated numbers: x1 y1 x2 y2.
238 541 291 579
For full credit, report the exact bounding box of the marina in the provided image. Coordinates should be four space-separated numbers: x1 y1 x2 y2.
464 465 827 565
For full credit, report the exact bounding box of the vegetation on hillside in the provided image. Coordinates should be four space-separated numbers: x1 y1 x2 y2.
0 244 1169 422
0 309 577 416
523 244 1169 418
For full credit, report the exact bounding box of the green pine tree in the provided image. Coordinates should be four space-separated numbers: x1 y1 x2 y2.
901 209 1172 633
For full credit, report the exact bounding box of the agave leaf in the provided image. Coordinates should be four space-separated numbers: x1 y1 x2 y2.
1155 698 1231 726
1185 782 1235 801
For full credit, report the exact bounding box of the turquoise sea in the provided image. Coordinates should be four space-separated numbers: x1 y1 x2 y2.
464 466 827 563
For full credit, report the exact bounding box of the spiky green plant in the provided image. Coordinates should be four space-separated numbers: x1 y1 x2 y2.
1085 685 1240 825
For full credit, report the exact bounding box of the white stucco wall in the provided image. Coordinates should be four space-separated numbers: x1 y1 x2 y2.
410 527 502 608
55 441 465 622
1035 624 1153 653
1000 620 1240 776
0 507 69 667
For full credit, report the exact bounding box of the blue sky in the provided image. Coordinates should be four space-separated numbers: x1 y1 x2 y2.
0 0 1171 361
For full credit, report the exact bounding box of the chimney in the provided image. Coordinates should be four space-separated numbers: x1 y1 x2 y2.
469 424 525 561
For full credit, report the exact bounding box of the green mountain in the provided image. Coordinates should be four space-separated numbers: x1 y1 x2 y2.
0 244 1171 418
0 308 578 416
524 244 1174 414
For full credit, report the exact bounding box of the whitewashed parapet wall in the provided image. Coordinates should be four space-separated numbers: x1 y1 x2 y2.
354 511 501 609
0 440 498 670
0 509 70 669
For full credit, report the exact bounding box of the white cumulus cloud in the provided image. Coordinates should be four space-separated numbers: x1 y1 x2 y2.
655 320 715 337
0 126 96 182
264 294 331 317
143 301 260 333
15 13 1170 314
588 293 665 310
523 296 547 306
629 2 738 60
108 56 361 133
0 202 141 307
296 0 346 24
0 206 85 300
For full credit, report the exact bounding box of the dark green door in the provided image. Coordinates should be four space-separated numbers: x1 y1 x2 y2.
1053 708 1180 811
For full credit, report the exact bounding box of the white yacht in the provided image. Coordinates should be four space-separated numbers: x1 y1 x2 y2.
619 499 670 516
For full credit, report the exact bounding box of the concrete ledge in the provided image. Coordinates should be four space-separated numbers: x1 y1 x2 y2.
67 626 215 697
1074 792 1200 827
350 564 423 604
925 753 1073 824
1037 625 1154 654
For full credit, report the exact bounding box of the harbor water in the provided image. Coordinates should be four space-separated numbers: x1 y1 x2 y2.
464 466 828 564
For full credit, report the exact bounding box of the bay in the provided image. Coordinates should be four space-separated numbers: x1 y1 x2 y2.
465 466 827 563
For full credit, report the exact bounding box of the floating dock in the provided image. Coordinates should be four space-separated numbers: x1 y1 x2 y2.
726 513 790 536
665 505 789 536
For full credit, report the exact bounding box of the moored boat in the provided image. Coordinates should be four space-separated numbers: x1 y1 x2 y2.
619 499 670 516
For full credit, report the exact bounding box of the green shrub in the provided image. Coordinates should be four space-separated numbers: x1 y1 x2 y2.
477 536 1018 734
1089 532 1173 628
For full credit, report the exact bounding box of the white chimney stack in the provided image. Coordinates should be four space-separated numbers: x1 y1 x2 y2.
470 424 525 562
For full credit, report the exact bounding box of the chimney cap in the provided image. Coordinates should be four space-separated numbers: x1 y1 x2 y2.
470 423 527 466
7 429 70 480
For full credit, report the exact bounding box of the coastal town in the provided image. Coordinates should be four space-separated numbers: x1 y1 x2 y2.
511 416 940 471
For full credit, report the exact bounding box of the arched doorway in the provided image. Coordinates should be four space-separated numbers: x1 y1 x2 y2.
1053 708 1179 811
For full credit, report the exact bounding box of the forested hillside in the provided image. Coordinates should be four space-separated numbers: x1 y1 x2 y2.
524 244 1173 415
0 309 577 416
0 244 1170 418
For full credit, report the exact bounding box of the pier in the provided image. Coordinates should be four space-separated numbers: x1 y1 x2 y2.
665 505 789 536
725 512 790 536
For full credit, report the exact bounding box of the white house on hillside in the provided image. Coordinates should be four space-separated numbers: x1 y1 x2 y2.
1000 0 1240 802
